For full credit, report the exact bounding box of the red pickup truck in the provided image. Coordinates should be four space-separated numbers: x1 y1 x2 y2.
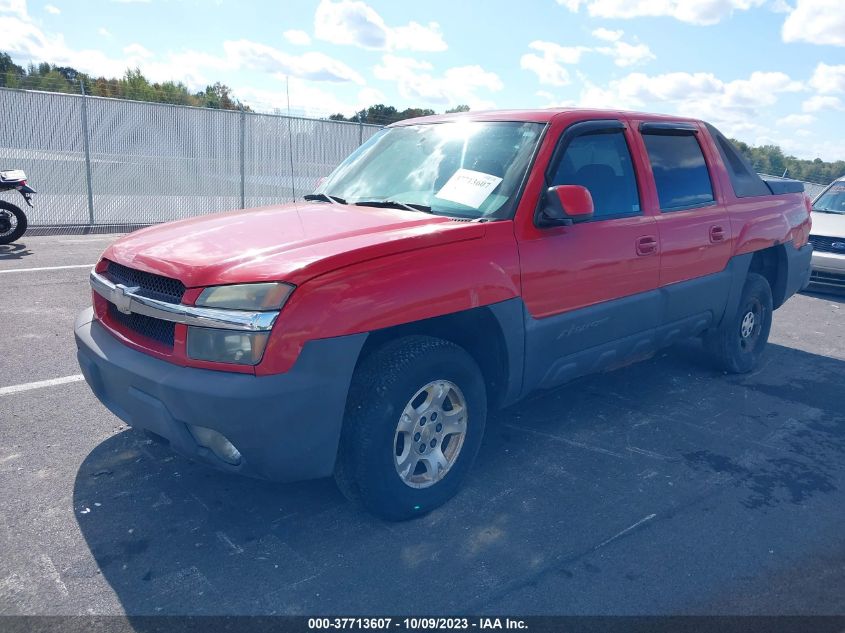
75 109 812 520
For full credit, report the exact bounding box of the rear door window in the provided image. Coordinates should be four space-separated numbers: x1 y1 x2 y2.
642 131 715 211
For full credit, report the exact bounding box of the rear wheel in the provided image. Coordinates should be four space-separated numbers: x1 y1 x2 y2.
706 272 773 374
0 201 27 245
335 336 487 521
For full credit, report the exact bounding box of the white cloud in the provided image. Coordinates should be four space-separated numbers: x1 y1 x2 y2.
802 95 844 112
540 69 805 141
374 54 502 109
797 139 845 162
390 20 447 51
606 70 800 108
234 79 380 117
97 27 111 38
224 39 364 84
722 71 803 106
592 27 623 41
357 86 385 106
44 4 60 14
520 41 589 86
150 50 222 88
314 0 446 52
522 31 653 84
597 38 655 67
0 7 366 90
809 63 845 94
777 113 815 126
521 55 572 87
123 43 153 58
557 0 767 25
0 0 27 18
0 13 130 78
283 29 311 46
782 0 845 46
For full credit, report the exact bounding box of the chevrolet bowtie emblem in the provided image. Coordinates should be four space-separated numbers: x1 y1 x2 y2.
113 284 139 314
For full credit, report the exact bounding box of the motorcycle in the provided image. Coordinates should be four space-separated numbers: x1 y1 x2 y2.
0 169 35 245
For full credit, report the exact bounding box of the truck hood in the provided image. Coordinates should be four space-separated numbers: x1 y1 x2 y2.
103 202 485 288
810 211 845 239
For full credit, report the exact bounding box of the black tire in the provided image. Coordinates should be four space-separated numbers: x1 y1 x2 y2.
706 272 773 374
0 200 27 245
335 335 487 521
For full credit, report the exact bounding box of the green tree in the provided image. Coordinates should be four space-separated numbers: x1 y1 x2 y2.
123 68 154 101
731 138 845 183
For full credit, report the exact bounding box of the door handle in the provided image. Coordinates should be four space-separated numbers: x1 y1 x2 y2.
636 236 658 256
709 225 725 243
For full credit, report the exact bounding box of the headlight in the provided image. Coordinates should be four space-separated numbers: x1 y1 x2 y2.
187 328 270 365
196 282 293 311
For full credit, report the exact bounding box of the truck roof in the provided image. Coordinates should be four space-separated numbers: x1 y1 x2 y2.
389 108 702 126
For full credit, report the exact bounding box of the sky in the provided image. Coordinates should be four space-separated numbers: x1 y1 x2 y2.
1 0 844 160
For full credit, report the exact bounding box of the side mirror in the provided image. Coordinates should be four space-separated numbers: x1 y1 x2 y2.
538 185 594 226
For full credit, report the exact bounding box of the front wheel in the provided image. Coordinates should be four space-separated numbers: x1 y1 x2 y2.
706 272 773 374
335 336 487 521
0 201 28 245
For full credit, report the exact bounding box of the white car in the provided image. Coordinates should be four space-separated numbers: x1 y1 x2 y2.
809 176 845 291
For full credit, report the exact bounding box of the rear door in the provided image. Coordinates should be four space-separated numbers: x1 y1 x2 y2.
517 119 661 391
634 121 733 331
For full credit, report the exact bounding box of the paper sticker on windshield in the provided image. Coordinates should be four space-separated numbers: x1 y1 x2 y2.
435 169 503 209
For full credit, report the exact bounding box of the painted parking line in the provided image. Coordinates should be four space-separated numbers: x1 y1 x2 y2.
0 374 85 396
0 264 94 274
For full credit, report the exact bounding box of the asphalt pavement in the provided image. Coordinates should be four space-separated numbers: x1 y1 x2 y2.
1 233 844 616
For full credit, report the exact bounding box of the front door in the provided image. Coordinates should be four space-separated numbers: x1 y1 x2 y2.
517 119 661 391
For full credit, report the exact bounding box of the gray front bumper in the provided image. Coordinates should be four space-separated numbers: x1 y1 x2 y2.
75 308 365 482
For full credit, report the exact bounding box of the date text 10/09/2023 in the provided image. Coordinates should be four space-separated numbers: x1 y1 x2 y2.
307 618 529 630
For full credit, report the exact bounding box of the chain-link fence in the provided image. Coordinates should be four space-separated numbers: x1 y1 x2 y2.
0 87 381 233
1 86 835 235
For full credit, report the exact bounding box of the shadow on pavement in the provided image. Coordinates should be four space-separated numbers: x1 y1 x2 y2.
802 288 845 304
0 242 32 260
73 341 845 617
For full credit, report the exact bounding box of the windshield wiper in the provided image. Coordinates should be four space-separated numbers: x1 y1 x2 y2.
353 199 433 214
303 193 347 205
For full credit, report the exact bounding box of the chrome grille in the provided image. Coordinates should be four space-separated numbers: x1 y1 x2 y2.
102 261 183 349
108 303 176 347
808 235 845 254
104 260 185 303
810 269 845 288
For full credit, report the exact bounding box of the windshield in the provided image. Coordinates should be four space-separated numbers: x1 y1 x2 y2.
813 181 845 214
315 121 546 219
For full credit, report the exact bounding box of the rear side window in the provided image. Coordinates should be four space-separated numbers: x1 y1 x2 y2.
550 130 641 220
706 124 771 198
642 132 715 211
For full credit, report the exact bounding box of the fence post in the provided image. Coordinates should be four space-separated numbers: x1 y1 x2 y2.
286 114 296 203
79 80 95 226
239 107 246 210
358 116 363 145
